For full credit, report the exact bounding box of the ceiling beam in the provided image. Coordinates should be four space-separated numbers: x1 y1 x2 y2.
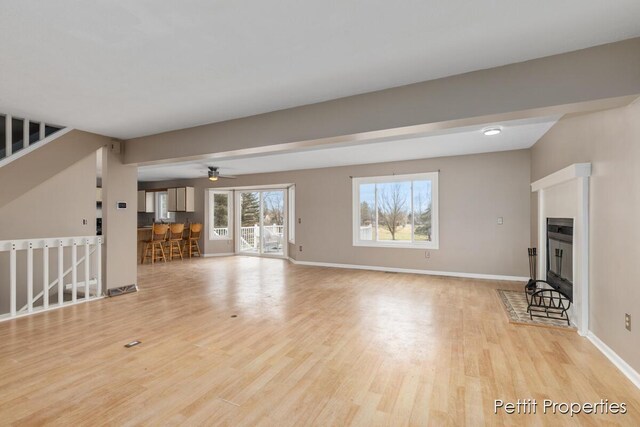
124 38 640 166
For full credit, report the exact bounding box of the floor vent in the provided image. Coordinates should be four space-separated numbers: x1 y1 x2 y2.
107 284 138 297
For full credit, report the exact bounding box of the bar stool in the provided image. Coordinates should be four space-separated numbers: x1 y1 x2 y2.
166 223 185 260
141 224 169 264
183 223 202 258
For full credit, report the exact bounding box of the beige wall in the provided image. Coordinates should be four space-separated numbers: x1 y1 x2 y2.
125 38 640 166
530 100 640 373
143 149 531 277
0 152 99 313
102 148 138 290
0 130 109 210
0 152 98 240
0 133 139 313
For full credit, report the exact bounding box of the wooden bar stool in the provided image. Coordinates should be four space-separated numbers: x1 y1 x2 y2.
165 223 185 260
183 223 202 258
141 224 169 264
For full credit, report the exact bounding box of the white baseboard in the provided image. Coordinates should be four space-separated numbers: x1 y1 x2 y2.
286 258 528 282
586 331 640 390
203 252 236 258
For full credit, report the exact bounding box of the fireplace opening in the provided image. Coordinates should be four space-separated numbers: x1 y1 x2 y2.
547 218 573 301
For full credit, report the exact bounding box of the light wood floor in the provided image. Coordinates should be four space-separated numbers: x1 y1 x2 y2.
1 257 638 426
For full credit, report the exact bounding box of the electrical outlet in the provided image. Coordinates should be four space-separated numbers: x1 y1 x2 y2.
425 251 430 259
497 217 504 225
299 245 303 252
298 218 301 224
625 313 631 331
82 219 88 225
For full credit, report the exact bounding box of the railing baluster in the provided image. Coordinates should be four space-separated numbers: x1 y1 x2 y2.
5 115 12 158
1 236 101 320
43 242 49 310
27 242 33 313
96 238 102 298
23 119 29 149
58 241 64 306
39 122 45 140
84 239 90 299
10 243 16 316
71 241 78 303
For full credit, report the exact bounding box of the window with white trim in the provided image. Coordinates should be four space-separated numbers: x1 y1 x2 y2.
155 191 175 222
352 172 438 249
288 185 295 243
209 190 232 240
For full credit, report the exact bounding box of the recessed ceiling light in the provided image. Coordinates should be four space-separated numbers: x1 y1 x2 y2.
482 126 502 136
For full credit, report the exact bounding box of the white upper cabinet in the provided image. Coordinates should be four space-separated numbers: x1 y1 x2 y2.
167 188 177 212
137 190 155 213
168 187 195 212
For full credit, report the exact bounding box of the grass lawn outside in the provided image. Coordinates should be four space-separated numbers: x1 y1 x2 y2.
376 224 429 241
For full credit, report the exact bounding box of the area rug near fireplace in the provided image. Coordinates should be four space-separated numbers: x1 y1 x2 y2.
496 289 576 330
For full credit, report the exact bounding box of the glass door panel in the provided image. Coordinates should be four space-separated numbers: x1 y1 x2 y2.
261 191 285 255
239 192 260 253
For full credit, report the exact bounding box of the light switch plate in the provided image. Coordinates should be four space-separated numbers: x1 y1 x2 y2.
497 217 504 225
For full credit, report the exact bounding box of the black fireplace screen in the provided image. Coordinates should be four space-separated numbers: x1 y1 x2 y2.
548 238 573 283
547 218 573 300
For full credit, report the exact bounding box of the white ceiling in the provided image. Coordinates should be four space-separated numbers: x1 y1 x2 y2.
137 116 558 181
1 1 639 139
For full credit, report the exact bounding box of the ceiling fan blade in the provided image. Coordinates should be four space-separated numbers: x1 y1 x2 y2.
218 174 237 179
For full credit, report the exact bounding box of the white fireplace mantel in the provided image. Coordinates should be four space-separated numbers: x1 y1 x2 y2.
531 162 591 336
531 163 592 192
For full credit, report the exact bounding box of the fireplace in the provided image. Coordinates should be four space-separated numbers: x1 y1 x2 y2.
546 218 573 301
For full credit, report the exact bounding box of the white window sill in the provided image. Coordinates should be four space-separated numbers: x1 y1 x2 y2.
353 241 439 250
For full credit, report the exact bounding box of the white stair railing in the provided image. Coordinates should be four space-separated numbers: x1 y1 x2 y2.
0 236 102 321
0 113 70 168
18 246 97 313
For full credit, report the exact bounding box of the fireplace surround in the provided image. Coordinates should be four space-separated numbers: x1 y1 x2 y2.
531 163 590 335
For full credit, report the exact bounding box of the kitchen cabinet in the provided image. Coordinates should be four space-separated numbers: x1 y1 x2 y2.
137 190 155 213
167 187 195 212
167 188 177 212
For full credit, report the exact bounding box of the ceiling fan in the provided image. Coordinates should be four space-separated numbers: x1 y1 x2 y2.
207 166 236 181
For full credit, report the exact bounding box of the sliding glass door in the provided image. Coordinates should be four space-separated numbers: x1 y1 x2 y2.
239 191 261 254
261 191 285 254
237 190 286 257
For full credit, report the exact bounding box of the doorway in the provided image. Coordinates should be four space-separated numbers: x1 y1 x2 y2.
236 189 287 257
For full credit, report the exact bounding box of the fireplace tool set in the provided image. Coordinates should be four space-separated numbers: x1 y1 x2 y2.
523 247 571 325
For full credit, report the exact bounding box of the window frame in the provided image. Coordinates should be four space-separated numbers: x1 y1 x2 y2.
288 185 295 244
209 190 233 240
352 172 439 250
154 191 174 222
